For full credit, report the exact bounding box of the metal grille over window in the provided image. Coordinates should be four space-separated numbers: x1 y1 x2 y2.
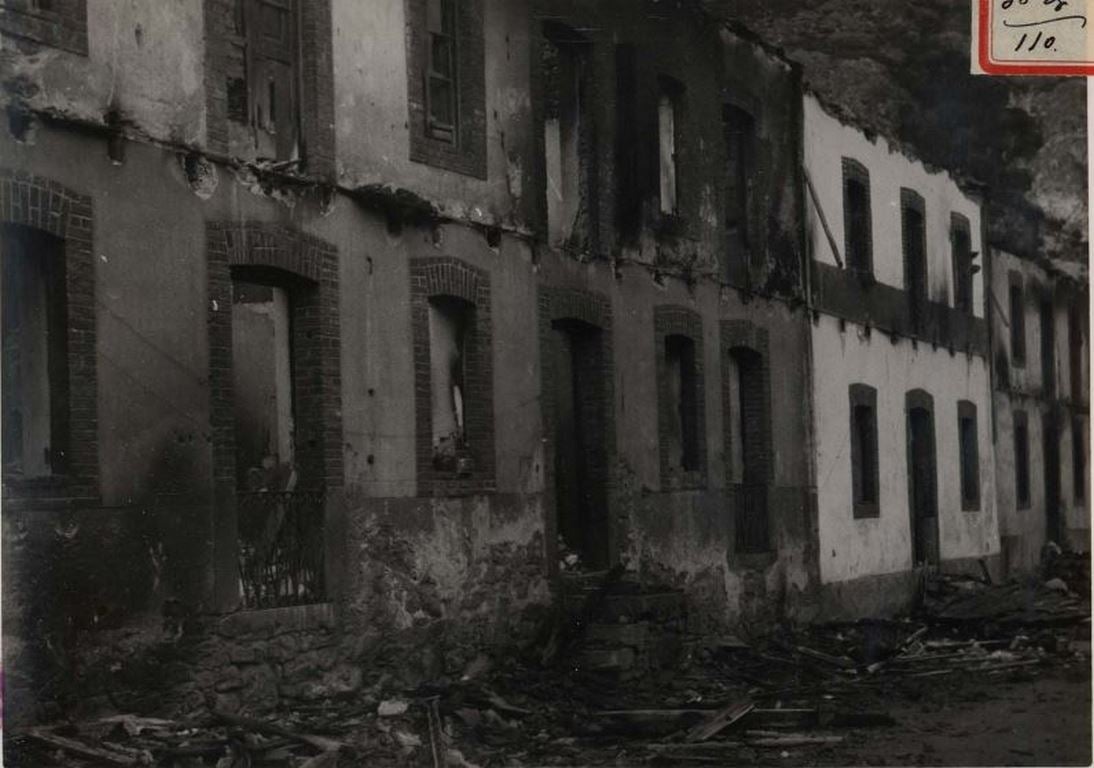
237 489 326 608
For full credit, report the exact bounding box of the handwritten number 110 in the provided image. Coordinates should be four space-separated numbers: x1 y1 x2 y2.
1015 30 1058 50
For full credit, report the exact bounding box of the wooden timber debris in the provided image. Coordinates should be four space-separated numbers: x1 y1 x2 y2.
685 699 755 742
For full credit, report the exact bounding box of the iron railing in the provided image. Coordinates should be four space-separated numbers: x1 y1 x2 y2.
734 482 770 554
237 489 326 609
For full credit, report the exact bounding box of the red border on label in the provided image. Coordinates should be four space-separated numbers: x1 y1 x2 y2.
978 0 1094 75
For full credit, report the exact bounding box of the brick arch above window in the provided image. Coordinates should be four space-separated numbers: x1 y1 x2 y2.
0 0 88 55
205 221 342 491
0 168 99 500
410 256 495 496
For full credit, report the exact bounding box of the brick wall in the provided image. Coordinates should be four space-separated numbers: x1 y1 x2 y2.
404 0 487 179
202 0 335 177
0 0 87 55
409 256 496 496
0 168 99 501
205 222 343 492
654 305 707 490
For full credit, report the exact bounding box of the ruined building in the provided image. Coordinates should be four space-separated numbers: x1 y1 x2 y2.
0 0 1086 725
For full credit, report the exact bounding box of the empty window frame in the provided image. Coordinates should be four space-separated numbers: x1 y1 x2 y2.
1 224 69 478
664 334 700 473
1009 273 1026 366
542 22 590 248
901 189 927 305
231 277 295 491
230 0 301 161
1069 302 1084 404
1073 417 1085 503
849 384 879 518
658 77 684 216
1014 410 1030 509
951 213 974 314
842 159 873 275
426 0 458 143
428 295 474 471
958 400 980 510
725 104 756 262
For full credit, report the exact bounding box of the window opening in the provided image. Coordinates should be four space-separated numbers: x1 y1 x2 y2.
429 295 473 471
665 334 699 472
426 0 458 143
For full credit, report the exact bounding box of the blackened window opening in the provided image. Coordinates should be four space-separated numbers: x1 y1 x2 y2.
1015 412 1030 509
853 405 877 503
1 224 69 479
1010 281 1026 366
1072 417 1085 502
426 0 458 143
902 197 927 305
542 22 591 249
952 220 974 314
842 160 872 276
665 334 699 472
958 403 980 510
724 104 755 274
1069 303 1084 404
614 43 640 242
658 77 683 216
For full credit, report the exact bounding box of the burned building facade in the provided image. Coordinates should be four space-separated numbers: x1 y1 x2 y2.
990 250 1089 573
0 0 819 721
0 0 1086 726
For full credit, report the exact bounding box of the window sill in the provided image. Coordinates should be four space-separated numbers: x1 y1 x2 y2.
853 503 880 520
734 549 777 569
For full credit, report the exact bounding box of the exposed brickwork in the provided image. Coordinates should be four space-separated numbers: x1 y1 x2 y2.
0 0 87 55
206 222 343 492
203 0 335 177
0 168 98 500
653 305 707 490
538 285 615 566
404 0 487 179
409 256 496 496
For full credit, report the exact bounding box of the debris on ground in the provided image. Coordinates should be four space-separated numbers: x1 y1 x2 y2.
7 565 1089 766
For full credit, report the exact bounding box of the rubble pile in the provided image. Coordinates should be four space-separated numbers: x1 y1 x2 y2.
7 570 1089 766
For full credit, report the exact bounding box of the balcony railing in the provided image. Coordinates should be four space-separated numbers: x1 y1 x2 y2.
734 482 770 554
237 489 326 609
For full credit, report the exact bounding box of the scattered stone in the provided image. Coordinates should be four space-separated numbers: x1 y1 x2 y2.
1044 578 1070 593
378 699 409 717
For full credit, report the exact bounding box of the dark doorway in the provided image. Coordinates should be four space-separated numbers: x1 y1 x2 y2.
551 318 609 568
1044 415 1061 544
906 393 939 567
1041 298 1056 396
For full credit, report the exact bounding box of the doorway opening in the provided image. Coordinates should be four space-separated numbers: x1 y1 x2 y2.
906 391 938 567
1044 415 1061 544
551 318 609 569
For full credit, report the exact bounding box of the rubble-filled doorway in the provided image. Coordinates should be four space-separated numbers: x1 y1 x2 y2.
907 397 939 567
551 318 609 569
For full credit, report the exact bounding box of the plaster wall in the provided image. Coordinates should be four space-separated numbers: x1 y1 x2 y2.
811 314 998 585
803 96 983 314
0 0 206 144
331 0 536 227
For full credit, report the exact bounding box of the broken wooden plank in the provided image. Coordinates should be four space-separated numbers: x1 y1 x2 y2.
212 710 343 752
792 644 856 669
26 729 138 765
750 734 844 748
685 700 755 743
743 708 819 729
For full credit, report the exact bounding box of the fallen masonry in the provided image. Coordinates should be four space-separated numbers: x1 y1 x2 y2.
6 567 1090 767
